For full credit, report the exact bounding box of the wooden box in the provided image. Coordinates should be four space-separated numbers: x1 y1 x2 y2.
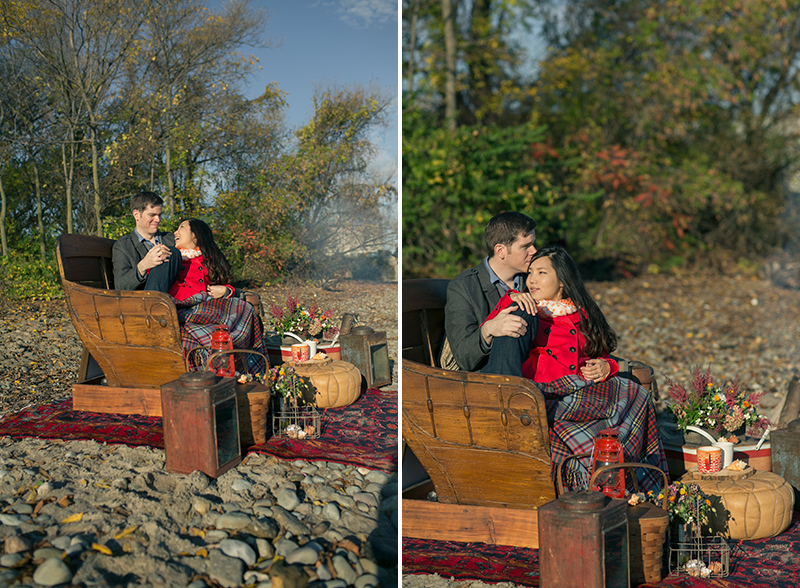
161 371 241 477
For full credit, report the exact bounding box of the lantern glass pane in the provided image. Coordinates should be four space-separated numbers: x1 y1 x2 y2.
215 397 239 467
603 521 629 587
370 342 390 381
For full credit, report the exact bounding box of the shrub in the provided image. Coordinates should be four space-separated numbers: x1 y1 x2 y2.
0 252 62 301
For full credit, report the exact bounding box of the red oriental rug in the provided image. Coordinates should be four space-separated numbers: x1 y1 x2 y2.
0 388 397 472
249 387 398 471
403 513 800 587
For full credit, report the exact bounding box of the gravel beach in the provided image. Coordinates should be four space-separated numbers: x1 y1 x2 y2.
0 280 398 588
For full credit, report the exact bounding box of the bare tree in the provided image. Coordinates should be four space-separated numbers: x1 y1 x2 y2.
441 0 456 130
136 0 268 216
16 0 153 236
0 100 9 256
0 54 55 258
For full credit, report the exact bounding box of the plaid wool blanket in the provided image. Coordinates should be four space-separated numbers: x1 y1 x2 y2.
175 294 268 375
539 374 669 495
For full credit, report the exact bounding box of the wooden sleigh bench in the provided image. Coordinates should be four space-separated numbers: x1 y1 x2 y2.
401 278 658 549
56 233 261 417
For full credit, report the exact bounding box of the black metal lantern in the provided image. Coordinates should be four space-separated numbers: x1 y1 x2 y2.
339 326 391 388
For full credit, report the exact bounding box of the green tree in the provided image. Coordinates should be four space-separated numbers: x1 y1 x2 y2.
12 0 153 236
402 103 576 277
403 0 537 126
218 83 396 282
529 0 800 264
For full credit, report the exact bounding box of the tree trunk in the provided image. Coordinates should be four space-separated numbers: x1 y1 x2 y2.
407 0 420 92
33 161 45 259
61 132 75 234
594 205 613 250
466 0 491 123
166 143 176 217
442 0 457 131
0 174 7 257
90 127 102 236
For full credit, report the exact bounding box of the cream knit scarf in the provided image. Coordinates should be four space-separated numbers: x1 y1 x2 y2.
179 248 202 260
536 298 578 317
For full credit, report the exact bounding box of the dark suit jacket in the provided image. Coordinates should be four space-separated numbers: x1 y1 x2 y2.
112 231 176 291
443 261 505 371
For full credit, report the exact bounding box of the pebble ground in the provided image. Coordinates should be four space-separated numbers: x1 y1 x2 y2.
0 280 398 588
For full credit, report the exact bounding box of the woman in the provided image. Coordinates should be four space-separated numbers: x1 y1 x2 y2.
170 218 266 375
169 218 236 301
485 245 668 493
484 245 619 383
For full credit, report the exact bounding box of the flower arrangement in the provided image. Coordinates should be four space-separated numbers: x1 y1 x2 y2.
664 366 770 437
646 481 716 530
268 296 339 341
265 364 310 405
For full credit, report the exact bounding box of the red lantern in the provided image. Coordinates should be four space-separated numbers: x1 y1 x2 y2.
591 428 625 498
210 325 235 377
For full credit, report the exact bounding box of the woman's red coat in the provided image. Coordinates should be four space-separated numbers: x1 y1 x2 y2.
483 292 618 383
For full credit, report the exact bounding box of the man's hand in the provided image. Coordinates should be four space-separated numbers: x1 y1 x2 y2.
481 305 528 345
207 285 229 299
509 292 538 315
137 244 172 275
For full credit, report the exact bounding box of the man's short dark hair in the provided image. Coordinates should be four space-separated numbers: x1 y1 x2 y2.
485 211 537 257
130 191 164 213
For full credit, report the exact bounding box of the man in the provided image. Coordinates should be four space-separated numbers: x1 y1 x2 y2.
112 191 182 292
443 211 538 375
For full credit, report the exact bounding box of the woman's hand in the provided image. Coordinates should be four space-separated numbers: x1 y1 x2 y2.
207 285 229 299
508 292 538 315
581 358 610 383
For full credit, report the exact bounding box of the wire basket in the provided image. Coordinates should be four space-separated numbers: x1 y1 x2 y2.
669 533 730 578
272 404 320 440
667 500 730 578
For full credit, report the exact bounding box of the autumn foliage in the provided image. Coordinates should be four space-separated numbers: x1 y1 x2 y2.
403 0 800 276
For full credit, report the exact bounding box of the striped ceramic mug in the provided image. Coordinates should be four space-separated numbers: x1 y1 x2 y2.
697 445 722 473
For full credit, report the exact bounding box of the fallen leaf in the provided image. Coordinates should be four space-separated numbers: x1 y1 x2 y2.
337 538 361 556
92 543 112 555
61 512 84 523
33 499 50 516
57 495 73 508
195 548 208 558
114 525 138 539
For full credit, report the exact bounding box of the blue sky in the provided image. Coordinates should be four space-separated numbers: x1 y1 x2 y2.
213 0 399 180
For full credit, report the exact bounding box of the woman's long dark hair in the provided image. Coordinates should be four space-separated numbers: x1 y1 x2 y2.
529 245 617 357
182 218 232 286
